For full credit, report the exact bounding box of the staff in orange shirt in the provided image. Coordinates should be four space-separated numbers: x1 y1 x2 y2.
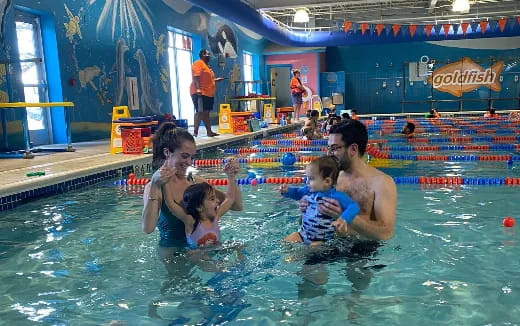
190 49 224 137
290 69 305 122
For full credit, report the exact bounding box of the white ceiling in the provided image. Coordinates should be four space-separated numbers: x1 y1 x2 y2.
243 0 520 30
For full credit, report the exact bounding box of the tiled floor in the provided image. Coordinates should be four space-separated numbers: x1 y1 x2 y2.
0 123 301 207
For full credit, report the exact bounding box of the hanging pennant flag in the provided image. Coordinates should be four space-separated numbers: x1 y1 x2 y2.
498 19 507 32
360 23 369 35
480 20 488 34
409 24 417 37
442 24 451 36
452 24 460 35
471 21 479 33
376 24 385 36
434 24 442 36
392 24 401 37
489 20 498 32
343 21 352 33
425 25 434 37
400 25 409 37
461 22 469 35
517 17 520 25
385 24 392 36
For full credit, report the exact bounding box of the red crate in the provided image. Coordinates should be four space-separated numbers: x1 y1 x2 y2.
122 128 144 154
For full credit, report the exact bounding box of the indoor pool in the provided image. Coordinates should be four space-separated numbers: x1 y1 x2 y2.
1 134 520 325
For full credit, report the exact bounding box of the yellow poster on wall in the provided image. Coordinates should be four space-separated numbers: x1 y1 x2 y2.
263 103 274 124
218 104 233 134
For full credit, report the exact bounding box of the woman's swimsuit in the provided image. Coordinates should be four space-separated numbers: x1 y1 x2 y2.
158 173 196 247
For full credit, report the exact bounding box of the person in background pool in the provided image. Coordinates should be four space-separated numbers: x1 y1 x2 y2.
141 122 243 275
427 108 440 118
484 108 499 118
301 109 322 140
350 109 359 120
341 112 351 121
401 121 416 138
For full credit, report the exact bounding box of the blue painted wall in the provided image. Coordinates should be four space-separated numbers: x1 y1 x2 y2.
0 0 266 147
326 38 520 114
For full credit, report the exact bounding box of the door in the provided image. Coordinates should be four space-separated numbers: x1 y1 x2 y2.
14 11 51 145
269 66 291 108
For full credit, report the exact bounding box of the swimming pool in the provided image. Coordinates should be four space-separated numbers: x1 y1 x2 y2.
1 124 520 325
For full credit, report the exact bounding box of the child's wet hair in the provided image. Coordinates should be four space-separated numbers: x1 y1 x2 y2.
182 183 215 223
310 156 340 185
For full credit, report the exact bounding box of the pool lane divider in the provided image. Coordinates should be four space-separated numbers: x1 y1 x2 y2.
115 176 520 186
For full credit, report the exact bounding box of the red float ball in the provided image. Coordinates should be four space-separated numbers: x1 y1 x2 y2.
503 217 515 228
128 173 135 179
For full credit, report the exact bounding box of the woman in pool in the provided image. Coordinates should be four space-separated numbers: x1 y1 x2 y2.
141 122 242 274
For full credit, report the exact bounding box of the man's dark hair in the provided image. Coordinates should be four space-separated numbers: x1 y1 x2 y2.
199 49 210 58
329 119 368 156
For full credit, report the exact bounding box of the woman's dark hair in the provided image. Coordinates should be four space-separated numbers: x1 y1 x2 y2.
151 122 195 169
329 119 368 157
182 182 214 228
310 110 319 118
292 69 300 75
490 108 496 115
311 156 340 185
341 112 350 120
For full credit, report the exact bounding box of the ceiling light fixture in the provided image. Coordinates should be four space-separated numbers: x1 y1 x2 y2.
452 0 470 13
293 8 310 23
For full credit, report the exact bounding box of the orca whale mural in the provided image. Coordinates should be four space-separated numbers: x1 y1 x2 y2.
208 24 237 59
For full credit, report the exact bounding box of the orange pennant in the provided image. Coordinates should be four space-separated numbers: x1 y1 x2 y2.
480 21 488 34
517 17 520 26
498 18 507 32
392 24 401 37
461 22 469 35
343 21 352 33
376 24 385 36
425 25 433 37
409 24 417 37
360 23 369 35
442 24 451 36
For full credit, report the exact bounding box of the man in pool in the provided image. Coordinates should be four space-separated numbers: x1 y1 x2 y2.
296 119 396 301
319 119 397 241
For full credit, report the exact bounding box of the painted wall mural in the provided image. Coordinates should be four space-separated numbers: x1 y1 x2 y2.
95 0 155 46
64 4 82 43
208 24 238 59
0 0 11 44
0 0 266 143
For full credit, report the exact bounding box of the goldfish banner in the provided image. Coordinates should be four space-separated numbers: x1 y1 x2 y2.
428 57 504 97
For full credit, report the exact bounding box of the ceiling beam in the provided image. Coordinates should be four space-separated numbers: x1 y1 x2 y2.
428 0 439 13
252 0 392 10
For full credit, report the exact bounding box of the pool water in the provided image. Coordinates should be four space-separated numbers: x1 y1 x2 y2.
1 132 520 325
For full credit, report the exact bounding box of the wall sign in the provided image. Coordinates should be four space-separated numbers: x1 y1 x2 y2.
427 57 504 97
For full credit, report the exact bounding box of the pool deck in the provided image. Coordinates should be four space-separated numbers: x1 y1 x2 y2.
0 123 301 202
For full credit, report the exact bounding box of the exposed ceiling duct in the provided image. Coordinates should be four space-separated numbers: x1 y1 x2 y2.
186 0 520 47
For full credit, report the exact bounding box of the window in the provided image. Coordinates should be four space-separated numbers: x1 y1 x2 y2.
168 30 194 125
243 52 254 95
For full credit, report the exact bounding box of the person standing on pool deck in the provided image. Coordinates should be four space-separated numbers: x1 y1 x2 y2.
317 119 397 241
190 49 224 137
290 69 305 122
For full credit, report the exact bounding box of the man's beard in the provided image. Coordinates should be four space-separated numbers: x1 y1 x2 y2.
338 155 351 171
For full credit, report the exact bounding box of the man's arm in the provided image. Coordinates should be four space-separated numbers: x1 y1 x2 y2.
349 175 396 240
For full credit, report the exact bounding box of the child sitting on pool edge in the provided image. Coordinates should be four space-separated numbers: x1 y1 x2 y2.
279 156 360 246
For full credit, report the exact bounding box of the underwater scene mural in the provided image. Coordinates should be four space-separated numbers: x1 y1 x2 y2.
0 0 266 142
